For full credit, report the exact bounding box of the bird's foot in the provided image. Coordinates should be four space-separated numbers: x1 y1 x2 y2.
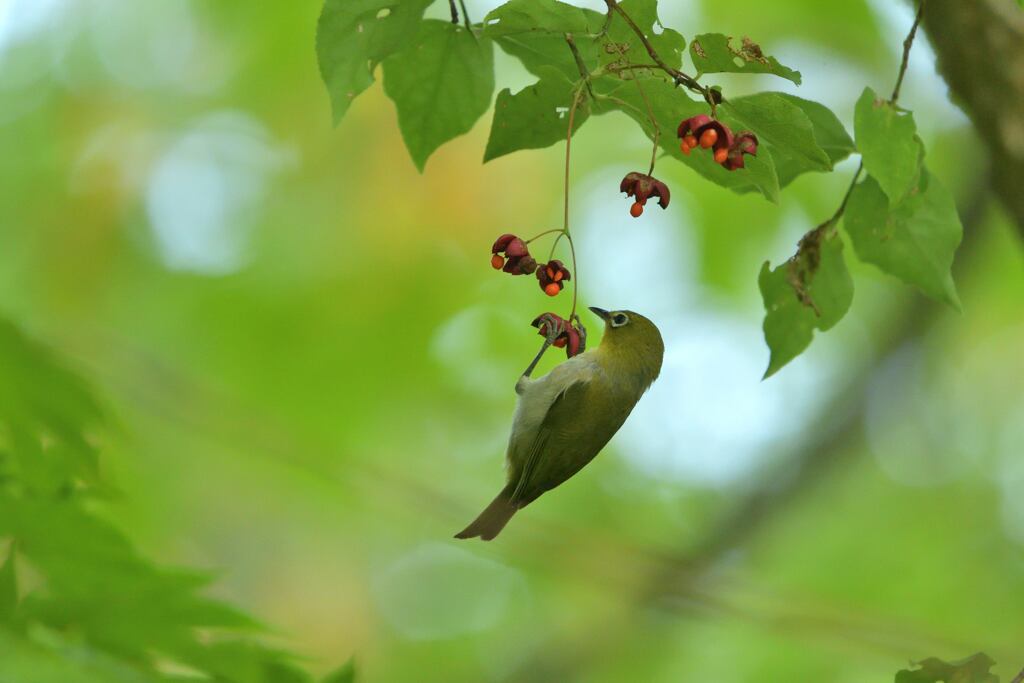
570 313 587 353
536 312 565 345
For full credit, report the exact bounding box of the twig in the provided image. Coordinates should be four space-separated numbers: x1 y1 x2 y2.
819 1 923 236
458 0 472 33
565 34 595 99
448 0 473 32
826 162 864 230
1011 666 1024 683
602 0 718 112
891 0 926 103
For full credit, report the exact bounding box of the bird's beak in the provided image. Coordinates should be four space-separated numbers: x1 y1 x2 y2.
589 306 611 321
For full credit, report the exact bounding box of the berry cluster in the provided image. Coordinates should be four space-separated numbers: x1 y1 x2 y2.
620 172 670 218
677 115 758 171
536 259 571 297
490 236 582 357
619 114 758 217
491 234 572 297
532 312 586 358
491 233 536 274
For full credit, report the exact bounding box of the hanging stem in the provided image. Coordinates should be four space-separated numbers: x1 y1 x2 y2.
626 70 659 175
610 39 660 176
526 228 564 244
560 84 587 318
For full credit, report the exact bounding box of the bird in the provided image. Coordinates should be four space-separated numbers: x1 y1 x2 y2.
455 307 664 541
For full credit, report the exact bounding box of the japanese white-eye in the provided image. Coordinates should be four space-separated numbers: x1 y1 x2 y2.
455 307 664 540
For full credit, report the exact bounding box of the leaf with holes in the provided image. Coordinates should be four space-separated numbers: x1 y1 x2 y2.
485 69 587 162
854 86 923 205
316 0 433 124
689 33 801 84
600 0 686 72
382 21 495 171
482 0 601 36
760 230 853 377
894 653 998 683
844 170 962 308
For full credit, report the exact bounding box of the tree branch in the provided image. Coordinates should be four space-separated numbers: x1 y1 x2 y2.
601 0 719 111
922 0 1024 236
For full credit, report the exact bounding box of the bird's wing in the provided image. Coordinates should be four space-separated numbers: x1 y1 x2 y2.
508 368 633 506
509 378 588 504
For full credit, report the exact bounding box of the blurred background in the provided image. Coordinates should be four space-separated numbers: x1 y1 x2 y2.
1 0 1022 680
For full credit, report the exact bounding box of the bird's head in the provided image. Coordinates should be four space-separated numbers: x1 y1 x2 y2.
588 307 664 382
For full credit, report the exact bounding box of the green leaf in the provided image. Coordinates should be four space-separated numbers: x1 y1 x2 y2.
600 0 686 71
844 170 962 308
760 230 853 377
0 320 104 491
382 21 495 171
0 629 166 683
485 70 586 161
721 92 832 173
689 33 802 84
776 94 854 163
482 0 600 36
323 658 357 683
854 86 922 205
593 75 780 203
316 0 432 124
894 653 999 683
494 26 599 81
772 93 854 185
738 150 781 204
0 544 16 622
486 1 603 80
0 316 318 681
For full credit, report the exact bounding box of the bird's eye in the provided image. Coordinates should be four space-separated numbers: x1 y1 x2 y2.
611 313 629 327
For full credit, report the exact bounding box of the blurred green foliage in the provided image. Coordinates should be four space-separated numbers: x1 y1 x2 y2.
0 0 1022 682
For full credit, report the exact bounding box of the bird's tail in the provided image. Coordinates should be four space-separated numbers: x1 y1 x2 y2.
454 485 518 541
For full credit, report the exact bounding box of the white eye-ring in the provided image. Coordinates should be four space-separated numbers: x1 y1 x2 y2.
611 313 629 327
